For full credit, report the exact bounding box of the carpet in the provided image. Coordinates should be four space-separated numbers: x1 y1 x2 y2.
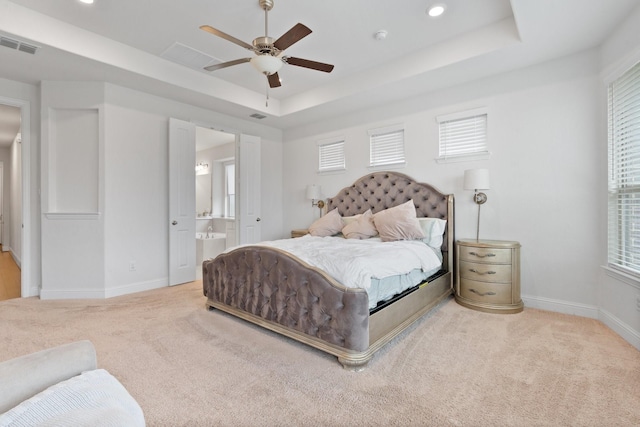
1 281 639 426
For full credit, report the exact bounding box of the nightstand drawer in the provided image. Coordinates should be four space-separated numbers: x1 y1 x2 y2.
459 260 512 283
459 245 511 264
459 279 512 304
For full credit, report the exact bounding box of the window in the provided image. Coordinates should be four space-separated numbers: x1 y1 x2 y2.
608 61 640 276
224 162 235 218
318 137 345 172
369 124 405 167
436 107 489 162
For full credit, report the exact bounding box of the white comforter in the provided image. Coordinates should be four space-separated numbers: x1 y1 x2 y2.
255 235 441 293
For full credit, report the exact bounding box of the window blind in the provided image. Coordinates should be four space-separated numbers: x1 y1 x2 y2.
369 125 405 167
437 109 488 160
608 61 640 275
318 139 345 172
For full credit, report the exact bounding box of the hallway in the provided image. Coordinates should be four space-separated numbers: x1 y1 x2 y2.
0 245 20 301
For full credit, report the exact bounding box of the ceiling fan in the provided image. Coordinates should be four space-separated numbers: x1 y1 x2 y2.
200 0 334 89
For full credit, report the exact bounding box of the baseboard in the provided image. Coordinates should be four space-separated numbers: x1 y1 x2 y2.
104 278 168 298
521 294 599 319
599 309 640 351
40 278 168 300
10 249 21 268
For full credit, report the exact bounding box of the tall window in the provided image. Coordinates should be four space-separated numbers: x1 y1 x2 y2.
608 61 640 276
369 124 405 167
224 162 235 218
318 137 346 172
436 107 489 162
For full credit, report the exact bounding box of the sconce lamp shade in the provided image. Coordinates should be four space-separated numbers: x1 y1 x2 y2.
463 169 490 190
306 184 321 200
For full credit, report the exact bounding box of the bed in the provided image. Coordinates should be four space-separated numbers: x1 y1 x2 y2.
203 172 454 370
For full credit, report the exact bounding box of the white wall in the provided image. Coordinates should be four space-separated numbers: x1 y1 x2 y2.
102 83 283 297
284 50 603 317
597 5 640 350
0 148 9 249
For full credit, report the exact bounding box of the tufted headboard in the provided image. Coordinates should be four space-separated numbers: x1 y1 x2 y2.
326 172 454 270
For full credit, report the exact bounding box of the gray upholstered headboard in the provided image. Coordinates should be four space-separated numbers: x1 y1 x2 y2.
326 172 454 269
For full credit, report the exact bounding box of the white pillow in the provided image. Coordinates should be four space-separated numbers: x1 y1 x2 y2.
308 208 344 237
418 217 447 248
373 200 425 242
342 209 378 239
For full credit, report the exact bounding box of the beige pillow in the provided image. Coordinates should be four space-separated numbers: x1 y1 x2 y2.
373 200 425 242
308 208 344 237
342 210 378 239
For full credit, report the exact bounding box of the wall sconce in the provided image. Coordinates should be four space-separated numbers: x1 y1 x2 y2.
463 169 490 241
306 185 325 210
195 162 209 173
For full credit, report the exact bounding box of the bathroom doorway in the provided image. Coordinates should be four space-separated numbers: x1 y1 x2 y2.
195 126 236 279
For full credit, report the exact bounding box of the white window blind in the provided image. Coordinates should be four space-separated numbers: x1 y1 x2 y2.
318 138 345 172
608 60 640 276
369 124 405 167
437 108 488 161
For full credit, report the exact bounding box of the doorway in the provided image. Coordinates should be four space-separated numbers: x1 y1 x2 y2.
0 101 24 299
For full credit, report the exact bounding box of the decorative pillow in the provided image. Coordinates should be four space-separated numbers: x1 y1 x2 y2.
341 214 362 226
308 208 344 237
418 217 447 248
342 210 378 239
373 200 425 242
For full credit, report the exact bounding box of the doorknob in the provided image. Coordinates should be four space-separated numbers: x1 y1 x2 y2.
172 220 178 225
256 218 261 222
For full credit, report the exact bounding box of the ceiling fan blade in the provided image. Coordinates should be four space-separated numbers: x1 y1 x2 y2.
267 72 281 88
204 58 251 71
200 25 253 51
285 57 334 73
273 23 312 51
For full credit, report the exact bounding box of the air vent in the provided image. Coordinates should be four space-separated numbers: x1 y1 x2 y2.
0 36 39 54
0 37 19 49
160 42 220 71
250 113 267 119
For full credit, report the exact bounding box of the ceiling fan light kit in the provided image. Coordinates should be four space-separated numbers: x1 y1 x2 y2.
200 0 334 90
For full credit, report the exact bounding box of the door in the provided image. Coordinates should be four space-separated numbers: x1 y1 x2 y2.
238 134 261 244
169 118 196 285
0 162 3 245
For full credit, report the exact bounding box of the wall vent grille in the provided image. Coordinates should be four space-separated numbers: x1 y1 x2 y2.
0 36 39 54
250 113 267 119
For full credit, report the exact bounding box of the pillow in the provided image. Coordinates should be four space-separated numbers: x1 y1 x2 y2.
308 208 344 237
418 217 447 248
341 214 362 226
342 210 378 239
373 200 425 242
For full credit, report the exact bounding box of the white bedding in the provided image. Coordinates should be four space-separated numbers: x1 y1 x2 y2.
254 235 442 307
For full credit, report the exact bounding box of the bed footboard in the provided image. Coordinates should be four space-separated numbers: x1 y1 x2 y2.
203 246 371 355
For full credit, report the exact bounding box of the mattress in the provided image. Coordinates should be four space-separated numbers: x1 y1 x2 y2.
254 235 443 309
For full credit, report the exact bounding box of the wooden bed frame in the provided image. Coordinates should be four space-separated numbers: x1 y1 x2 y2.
203 172 454 370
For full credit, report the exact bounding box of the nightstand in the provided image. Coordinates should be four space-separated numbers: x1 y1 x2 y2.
455 239 523 314
291 229 309 238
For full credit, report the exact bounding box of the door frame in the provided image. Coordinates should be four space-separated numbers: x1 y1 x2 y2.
0 96 31 297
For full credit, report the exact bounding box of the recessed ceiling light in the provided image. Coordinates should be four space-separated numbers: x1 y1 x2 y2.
427 4 446 17
373 30 388 41
79 0 94 4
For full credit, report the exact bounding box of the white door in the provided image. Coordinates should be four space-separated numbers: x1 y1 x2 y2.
238 134 261 244
0 162 3 246
169 118 196 285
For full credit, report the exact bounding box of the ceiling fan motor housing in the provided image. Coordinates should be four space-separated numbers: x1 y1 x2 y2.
252 37 278 55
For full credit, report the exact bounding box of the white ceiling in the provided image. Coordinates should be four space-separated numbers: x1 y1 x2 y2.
0 0 638 133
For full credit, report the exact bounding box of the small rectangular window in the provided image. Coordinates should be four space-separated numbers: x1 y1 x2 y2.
369 124 405 167
436 108 489 162
318 138 345 172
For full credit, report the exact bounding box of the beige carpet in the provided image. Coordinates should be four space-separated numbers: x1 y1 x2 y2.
1 281 639 426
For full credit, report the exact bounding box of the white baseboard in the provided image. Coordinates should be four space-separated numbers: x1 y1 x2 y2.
40 278 169 300
521 294 599 319
599 309 640 351
10 248 21 268
104 278 168 298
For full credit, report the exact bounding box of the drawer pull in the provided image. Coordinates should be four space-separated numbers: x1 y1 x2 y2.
469 288 496 297
468 268 496 275
469 251 496 258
